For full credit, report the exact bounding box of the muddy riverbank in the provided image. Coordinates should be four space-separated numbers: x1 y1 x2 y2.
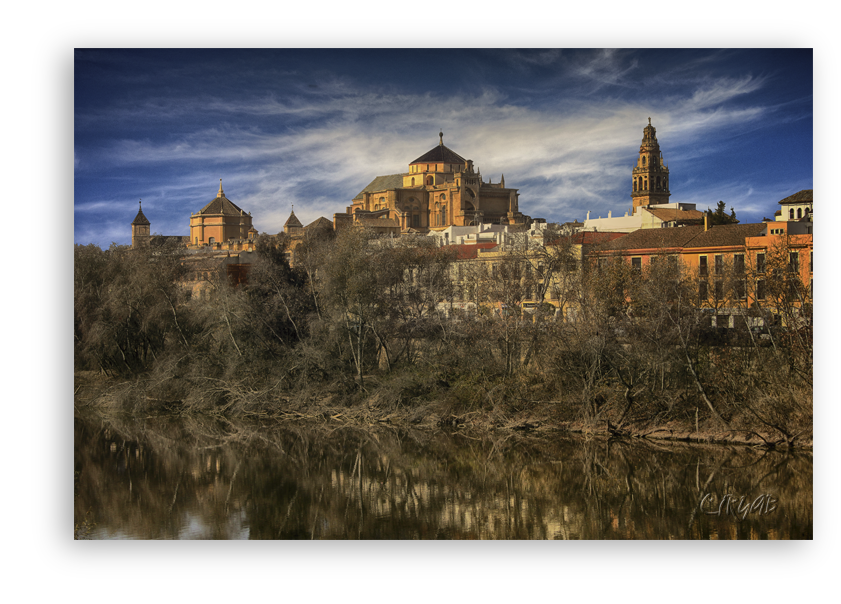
75 370 811 451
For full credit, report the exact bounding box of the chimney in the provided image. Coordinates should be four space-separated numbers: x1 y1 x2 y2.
704 213 708 231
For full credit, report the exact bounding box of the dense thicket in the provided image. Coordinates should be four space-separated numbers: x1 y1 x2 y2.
74 229 812 446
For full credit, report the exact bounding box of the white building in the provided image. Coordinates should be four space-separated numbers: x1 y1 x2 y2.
581 202 704 233
427 221 550 248
774 189 813 223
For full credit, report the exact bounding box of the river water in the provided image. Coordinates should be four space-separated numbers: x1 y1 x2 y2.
74 412 812 539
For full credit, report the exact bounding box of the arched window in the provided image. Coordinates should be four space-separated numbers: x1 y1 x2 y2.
427 176 433 185
644 179 648 190
638 177 642 191
209 237 215 244
411 177 415 186
440 193 446 202
634 180 637 192
797 208 802 219
790 208 795 220
642 156 646 166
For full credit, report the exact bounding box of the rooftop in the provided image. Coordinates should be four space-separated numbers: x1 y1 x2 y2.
410 143 468 166
682 223 766 248
132 206 150 226
352 174 405 201
198 180 248 215
779 189 813 205
644 207 704 223
594 225 704 252
284 210 303 229
443 242 499 260
593 222 768 253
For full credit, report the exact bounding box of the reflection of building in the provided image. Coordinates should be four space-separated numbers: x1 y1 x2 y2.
336 132 529 233
189 180 258 247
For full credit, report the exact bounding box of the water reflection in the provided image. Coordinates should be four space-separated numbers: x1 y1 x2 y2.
74 413 812 539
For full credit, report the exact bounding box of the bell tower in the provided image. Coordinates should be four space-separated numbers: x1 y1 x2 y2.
631 118 671 210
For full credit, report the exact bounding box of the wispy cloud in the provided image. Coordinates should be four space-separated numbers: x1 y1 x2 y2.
74 50 812 247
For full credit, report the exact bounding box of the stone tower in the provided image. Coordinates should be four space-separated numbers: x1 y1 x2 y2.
131 199 151 248
631 118 671 210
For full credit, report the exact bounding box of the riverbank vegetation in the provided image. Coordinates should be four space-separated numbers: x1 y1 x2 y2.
74 228 812 448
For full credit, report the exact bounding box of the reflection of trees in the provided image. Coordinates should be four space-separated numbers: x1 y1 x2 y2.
75 413 812 540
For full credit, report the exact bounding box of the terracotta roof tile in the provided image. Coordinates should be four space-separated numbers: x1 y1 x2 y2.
594 223 768 254
683 223 766 249
778 189 813 205
594 226 704 252
304 217 333 230
570 231 625 245
444 242 499 260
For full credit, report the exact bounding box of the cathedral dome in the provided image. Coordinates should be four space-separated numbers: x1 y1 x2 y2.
198 179 247 215
409 132 468 166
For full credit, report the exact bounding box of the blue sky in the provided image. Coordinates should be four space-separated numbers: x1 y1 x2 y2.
74 48 812 247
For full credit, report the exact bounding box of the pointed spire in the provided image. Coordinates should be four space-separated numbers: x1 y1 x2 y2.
218 179 224 198
284 205 303 233
500 174 505 187
132 198 150 225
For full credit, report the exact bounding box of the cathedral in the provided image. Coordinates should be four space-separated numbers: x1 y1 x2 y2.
334 133 530 233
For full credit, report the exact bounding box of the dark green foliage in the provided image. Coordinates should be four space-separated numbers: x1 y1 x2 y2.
706 200 739 225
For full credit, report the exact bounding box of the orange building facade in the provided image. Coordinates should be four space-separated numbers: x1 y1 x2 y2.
589 191 813 326
188 180 258 247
